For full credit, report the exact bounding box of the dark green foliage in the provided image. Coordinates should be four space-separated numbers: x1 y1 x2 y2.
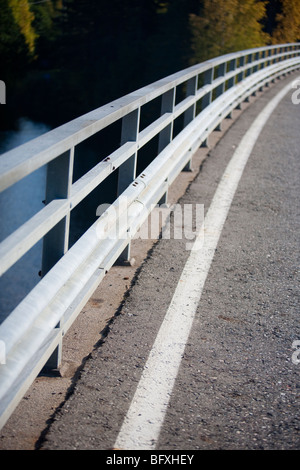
0 0 298 130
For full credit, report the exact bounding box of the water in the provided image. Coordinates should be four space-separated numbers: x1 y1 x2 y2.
0 118 49 322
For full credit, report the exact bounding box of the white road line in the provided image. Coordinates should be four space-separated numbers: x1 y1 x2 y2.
114 81 293 450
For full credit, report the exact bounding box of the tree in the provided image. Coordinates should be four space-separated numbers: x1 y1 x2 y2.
271 0 300 43
0 0 34 82
190 0 269 63
31 0 62 43
7 0 37 55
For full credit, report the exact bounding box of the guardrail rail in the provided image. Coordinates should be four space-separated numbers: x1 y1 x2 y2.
0 43 300 429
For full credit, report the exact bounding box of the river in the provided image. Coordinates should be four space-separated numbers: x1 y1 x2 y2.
0 118 49 323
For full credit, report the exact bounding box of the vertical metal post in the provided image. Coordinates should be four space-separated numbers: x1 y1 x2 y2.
236 55 245 109
253 52 260 73
117 109 140 194
251 52 260 96
158 88 175 153
226 59 237 119
271 48 278 82
42 149 74 273
157 88 175 203
245 53 253 77
117 108 140 262
259 50 266 91
244 54 253 102
183 76 198 126
202 67 213 109
267 48 272 67
265 49 273 86
261 50 266 69
216 63 226 96
227 58 237 89
262 50 266 68
282 46 287 77
42 147 74 370
183 76 198 170
237 55 245 83
215 63 226 130
270 47 274 65
201 67 214 147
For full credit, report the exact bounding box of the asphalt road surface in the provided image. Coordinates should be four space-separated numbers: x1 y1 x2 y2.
40 76 300 452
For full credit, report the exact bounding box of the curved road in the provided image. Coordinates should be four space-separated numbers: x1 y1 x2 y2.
40 76 300 452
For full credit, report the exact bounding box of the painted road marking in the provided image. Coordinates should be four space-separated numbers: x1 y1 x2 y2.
114 81 294 450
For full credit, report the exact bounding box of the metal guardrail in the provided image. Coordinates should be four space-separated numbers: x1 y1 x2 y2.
0 43 300 429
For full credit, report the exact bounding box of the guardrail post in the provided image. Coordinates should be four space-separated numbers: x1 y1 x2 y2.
226 58 237 118
273 47 280 82
216 63 226 96
259 50 266 91
282 46 289 77
158 88 175 203
265 49 273 86
293 44 297 58
117 109 140 193
244 54 253 101
41 150 74 275
236 55 245 109
183 76 198 170
184 76 198 126
245 53 253 77
117 108 140 262
269 48 273 65
251 52 260 96
261 49 266 68
41 147 74 369
237 55 245 83
215 63 226 130
158 88 175 153
228 58 237 89
201 67 214 147
253 52 260 73
202 67 213 108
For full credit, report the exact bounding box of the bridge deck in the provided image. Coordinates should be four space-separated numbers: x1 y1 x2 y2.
1 75 299 451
